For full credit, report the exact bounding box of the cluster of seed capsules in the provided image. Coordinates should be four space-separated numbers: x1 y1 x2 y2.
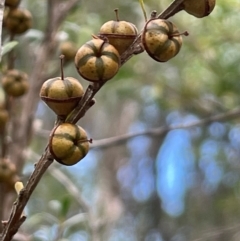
75 14 182 83
75 0 216 80
40 0 216 166
40 72 90 166
0 0 32 129
0 0 33 186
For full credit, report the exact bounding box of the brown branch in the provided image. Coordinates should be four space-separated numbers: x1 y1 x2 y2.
1 84 100 240
0 1 83 237
35 107 240 150
1 102 97 240
0 0 8 227
67 0 186 123
0 0 204 239
4 88 237 240
0 0 5 61
49 166 90 212
10 0 81 171
53 0 80 29
91 107 240 149
45 0 79 41
0 184 6 234
1 83 100 239
1 150 54 241
157 0 184 19
65 84 100 123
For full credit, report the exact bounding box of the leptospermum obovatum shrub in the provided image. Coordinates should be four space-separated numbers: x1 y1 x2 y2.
0 0 216 240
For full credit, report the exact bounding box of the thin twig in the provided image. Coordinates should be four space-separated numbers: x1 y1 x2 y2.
0 0 5 61
192 222 240 241
49 166 90 212
157 0 184 19
0 184 6 234
11 0 81 171
0 0 11 233
36 107 240 150
1 150 54 241
53 0 80 30
0 84 99 240
0 0 207 239
66 84 101 123
3 92 238 240
67 0 185 123
1 0 87 240
91 107 240 149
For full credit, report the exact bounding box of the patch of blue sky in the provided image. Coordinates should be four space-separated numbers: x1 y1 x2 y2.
166 111 183 125
33 225 54 241
128 150 155 202
199 156 223 193
208 122 226 139
63 150 100 205
117 161 135 191
118 158 155 202
119 121 156 202
224 144 237 161
132 158 155 202
142 102 161 122
145 230 164 241
128 120 147 133
66 149 99 176
127 135 151 158
199 138 224 193
228 125 240 148
108 230 137 241
109 214 137 241
68 231 89 241
200 139 219 157
156 129 194 217
35 101 46 117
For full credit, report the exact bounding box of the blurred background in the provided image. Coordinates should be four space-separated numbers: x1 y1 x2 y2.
6 0 240 240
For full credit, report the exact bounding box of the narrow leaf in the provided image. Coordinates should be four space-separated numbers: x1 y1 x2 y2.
139 0 147 22
2 41 19 56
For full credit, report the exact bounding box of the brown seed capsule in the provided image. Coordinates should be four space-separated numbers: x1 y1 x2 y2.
4 8 32 34
59 41 78 62
75 38 120 82
0 159 18 189
183 0 216 18
0 106 9 130
99 9 138 55
5 0 21 8
40 77 84 117
142 19 183 62
2 69 29 97
49 123 90 166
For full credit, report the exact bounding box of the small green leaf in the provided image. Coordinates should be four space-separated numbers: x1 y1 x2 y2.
60 195 72 218
139 0 147 22
1 41 19 56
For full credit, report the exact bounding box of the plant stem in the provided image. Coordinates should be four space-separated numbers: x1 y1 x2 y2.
66 84 101 124
0 150 54 241
0 1 188 239
60 55 65 80
120 0 185 65
139 0 147 22
114 8 120 21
